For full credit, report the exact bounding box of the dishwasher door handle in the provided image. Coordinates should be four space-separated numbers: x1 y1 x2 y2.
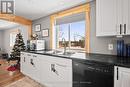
117 67 119 80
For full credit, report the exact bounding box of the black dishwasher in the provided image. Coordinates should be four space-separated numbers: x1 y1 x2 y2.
73 61 114 87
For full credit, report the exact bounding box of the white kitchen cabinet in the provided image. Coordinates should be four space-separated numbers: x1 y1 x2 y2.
127 0 130 35
20 52 72 87
96 0 130 36
117 0 129 35
40 55 72 87
28 53 41 83
114 66 130 87
96 0 117 36
20 52 30 76
24 53 32 76
21 53 41 83
20 52 26 74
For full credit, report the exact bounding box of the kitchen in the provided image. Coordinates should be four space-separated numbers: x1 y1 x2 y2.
1 0 130 87
21 0 130 87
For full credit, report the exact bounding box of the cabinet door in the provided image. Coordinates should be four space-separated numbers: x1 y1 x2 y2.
96 0 117 36
127 0 130 34
25 53 32 76
114 66 130 87
20 52 30 76
29 53 41 83
50 56 72 87
116 0 129 35
20 52 26 74
40 55 55 87
116 0 123 35
40 55 72 87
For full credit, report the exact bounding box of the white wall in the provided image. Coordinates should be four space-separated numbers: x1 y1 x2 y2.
0 31 3 49
2 25 28 55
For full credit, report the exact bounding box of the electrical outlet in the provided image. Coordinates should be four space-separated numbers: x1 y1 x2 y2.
108 44 113 51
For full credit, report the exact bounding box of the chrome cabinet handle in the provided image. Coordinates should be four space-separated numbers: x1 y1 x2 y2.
120 24 122 35
24 57 25 62
124 24 126 34
51 64 59 75
30 59 35 67
80 81 92 84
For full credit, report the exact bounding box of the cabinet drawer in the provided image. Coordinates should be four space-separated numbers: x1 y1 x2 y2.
40 55 72 67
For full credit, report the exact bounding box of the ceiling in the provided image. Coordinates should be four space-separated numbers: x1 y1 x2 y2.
15 0 92 20
0 20 19 30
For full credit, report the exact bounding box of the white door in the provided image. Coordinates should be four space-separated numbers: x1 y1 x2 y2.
116 0 123 35
114 66 130 87
24 53 33 77
20 52 26 74
29 53 41 83
96 0 117 36
20 52 30 76
40 55 54 87
115 0 129 35
51 57 72 87
40 55 72 87
123 0 129 35
127 0 130 34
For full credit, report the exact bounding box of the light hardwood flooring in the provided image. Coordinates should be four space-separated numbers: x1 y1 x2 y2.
0 59 24 87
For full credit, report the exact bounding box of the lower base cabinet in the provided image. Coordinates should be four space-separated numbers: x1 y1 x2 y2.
40 55 72 87
20 52 72 87
114 66 130 87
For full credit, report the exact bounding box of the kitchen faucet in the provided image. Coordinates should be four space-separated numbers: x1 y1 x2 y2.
62 38 67 54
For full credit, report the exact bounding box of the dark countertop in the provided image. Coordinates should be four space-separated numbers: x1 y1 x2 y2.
22 50 130 68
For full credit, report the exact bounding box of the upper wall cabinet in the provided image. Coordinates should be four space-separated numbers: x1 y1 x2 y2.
96 0 130 36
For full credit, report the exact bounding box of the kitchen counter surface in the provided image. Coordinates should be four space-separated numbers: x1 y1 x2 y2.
22 50 130 68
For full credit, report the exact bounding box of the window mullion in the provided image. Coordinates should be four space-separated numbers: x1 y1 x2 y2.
68 23 71 50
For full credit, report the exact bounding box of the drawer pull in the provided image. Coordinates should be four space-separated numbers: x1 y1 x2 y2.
24 57 25 62
51 64 59 76
124 24 126 34
30 59 35 67
120 24 122 35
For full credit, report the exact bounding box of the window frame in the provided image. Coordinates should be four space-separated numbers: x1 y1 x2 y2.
50 4 90 53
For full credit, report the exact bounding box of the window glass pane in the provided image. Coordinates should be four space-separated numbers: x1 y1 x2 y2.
10 33 17 47
58 24 69 48
56 21 85 51
70 21 85 49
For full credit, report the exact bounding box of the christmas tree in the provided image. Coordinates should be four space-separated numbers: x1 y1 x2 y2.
10 33 26 63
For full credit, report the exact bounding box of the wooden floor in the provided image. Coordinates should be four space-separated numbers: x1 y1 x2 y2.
0 59 24 87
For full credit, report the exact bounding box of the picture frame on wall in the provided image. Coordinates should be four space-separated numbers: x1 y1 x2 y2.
42 29 49 37
35 24 41 32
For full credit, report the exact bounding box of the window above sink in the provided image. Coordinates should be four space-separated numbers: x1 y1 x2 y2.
50 3 90 53
55 20 86 52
